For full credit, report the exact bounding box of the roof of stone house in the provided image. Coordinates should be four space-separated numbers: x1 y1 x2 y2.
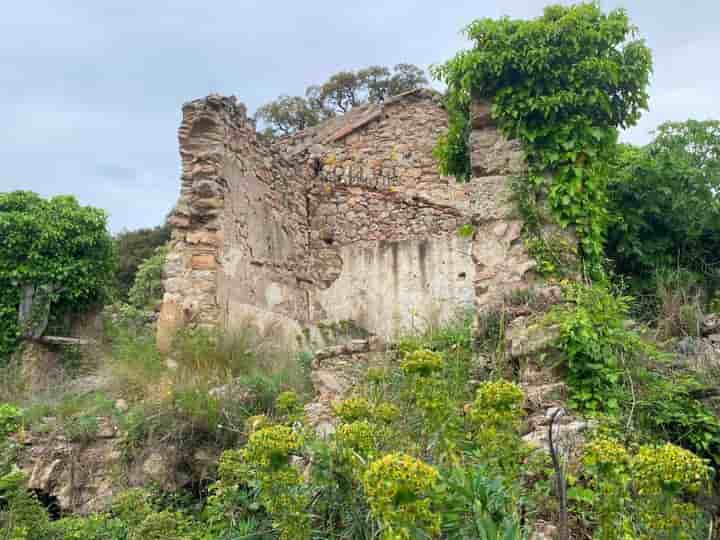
283 87 444 156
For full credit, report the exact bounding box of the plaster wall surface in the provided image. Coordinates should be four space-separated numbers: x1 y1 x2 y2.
311 235 475 338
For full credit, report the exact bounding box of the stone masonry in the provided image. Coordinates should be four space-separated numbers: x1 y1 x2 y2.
158 89 543 350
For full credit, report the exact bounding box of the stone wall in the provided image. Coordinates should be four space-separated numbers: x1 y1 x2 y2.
159 95 311 351
159 90 545 347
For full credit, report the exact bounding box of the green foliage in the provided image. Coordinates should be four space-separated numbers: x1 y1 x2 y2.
467 381 526 473
335 420 381 456
0 470 52 540
0 404 21 438
131 510 195 540
433 3 652 273
334 397 373 423
127 245 168 310
637 375 720 469
115 224 170 300
400 349 444 376
106 321 311 488
582 437 634 539
468 380 525 431
239 426 311 540
255 94 324 136
242 425 303 470
0 191 116 358
583 437 713 539
607 121 720 290
362 452 440 540
255 64 428 135
274 390 302 420
439 465 524 540
111 488 154 529
48 514 127 540
550 281 652 412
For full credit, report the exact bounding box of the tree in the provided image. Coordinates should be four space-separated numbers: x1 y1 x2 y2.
115 224 170 300
0 191 116 358
254 64 428 135
387 63 428 97
357 65 391 103
606 120 720 285
319 70 362 114
254 95 323 137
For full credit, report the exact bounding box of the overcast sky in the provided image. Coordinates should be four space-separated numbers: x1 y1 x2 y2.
2 1 718 232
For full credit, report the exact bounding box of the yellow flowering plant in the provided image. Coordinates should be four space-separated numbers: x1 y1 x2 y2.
334 396 373 423
362 453 440 540
240 425 310 540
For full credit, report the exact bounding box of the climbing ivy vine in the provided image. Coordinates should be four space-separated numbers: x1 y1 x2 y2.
0 191 116 359
433 3 652 275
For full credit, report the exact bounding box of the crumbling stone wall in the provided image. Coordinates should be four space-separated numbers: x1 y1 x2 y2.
159 90 544 347
158 95 311 351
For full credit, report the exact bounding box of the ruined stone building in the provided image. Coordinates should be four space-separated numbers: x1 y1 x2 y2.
158 89 540 350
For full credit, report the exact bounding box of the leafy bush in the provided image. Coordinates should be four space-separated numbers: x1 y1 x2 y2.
433 3 652 272
127 245 168 310
439 465 524 540
637 375 720 469
0 191 116 358
550 282 653 412
400 349 444 376
606 122 720 293
334 396 373 423
583 437 712 539
115 224 170 300
362 453 440 539
467 380 526 473
0 403 20 438
239 426 310 540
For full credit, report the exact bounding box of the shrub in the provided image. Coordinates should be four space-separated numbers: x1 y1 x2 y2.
606 122 720 294
468 380 525 431
127 245 168 310
0 470 52 539
433 3 652 272
63 414 100 444
400 349 444 376
550 282 653 412
243 425 303 470
334 397 373 423
467 380 526 473
637 375 720 470
0 191 116 358
111 488 154 529
362 453 440 540
439 465 524 540
110 323 308 470
0 403 20 438
275 390 303 422
115 224 170 300
633 443 711 496
48 514 127 540
244 414 272 435
373 402 401 425
582 437 633 539
241 426 310 540
131 510 195 540
583 437 712 539
335 420 379 456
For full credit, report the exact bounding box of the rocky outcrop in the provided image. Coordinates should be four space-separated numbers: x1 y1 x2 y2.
17 417 202 515
18 418 121 515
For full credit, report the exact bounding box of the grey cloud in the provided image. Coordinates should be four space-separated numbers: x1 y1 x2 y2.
1 0 718 231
